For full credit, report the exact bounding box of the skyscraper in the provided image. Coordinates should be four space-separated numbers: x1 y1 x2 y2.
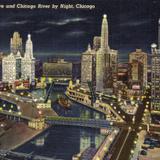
2 53 17 83
129 49 148 87
10 32 23 56
151 19 160 110
96 14 109 92
80 15 118 93
151 43 160 110
2 34 35 84
21 34 35 84
100 14 108 50
128 60 143 90
81 44 96 89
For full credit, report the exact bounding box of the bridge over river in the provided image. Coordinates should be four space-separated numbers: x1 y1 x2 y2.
45 116 112 129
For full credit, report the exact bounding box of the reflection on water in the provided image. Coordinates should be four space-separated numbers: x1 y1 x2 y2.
32 132 49 147
15 88 106 159
16 126 105 160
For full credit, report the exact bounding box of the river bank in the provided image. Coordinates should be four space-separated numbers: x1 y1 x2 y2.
0 120 47 150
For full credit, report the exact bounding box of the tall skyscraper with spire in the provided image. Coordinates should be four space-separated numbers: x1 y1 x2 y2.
25 34 33 59
101 14 108 50
10 32 23 56
80 15 118 93
22 34 35 84
3 34 35 84
96 14 109 92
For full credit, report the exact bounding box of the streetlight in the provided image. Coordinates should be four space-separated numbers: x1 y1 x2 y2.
109 137 113 141
139 126 142 130
18 112 22 115
130 150 134 154
17 106 20 110
114 130 118 134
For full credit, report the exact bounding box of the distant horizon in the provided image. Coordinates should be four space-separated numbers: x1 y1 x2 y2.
1 46 151 63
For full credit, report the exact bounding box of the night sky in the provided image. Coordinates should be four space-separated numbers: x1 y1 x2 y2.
0 0 160 60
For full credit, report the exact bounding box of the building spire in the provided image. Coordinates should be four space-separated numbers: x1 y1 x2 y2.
87 43 91 51
25 34 33 59
101 14 108 49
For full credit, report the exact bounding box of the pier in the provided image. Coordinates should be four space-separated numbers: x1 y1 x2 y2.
0 150 56 160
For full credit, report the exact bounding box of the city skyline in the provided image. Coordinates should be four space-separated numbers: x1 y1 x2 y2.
1 1 160 159
0 0 159 60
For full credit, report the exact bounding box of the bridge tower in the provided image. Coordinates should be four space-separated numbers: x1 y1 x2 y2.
44 81 54 103
87 81 96 106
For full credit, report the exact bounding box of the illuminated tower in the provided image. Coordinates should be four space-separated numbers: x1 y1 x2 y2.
81 44 96 89
22 34 35 84
151 43 160 111
25 34 33 59
129 49 148 88
96 14 109 92
10 32 23 55
101 14 108 50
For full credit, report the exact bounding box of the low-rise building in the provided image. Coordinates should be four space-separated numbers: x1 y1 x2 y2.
28 118 45 130
43 59 72 80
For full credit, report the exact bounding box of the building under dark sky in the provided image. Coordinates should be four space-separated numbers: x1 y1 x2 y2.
0 0 159 60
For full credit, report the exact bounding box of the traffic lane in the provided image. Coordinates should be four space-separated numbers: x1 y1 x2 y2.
109 129 128 160
117 131 136 160
102 98 133 122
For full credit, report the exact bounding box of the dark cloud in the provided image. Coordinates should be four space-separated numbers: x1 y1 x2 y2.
33 27 49 34
45 17 88 26
119 19 151 27
0 20 30 28
0 0 159 59
65 30 86 37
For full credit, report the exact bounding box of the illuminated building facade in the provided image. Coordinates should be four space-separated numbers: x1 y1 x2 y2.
117 63 131 85
21 34 35 84
128 60 143 90
96 15 118 92
129 49 148 87
96 15 109 92
2 34 35 84
2 53 17 83
151 44 160 110
43 59 72 79
81 45 96 89
10 32 23 56
151 19 160 111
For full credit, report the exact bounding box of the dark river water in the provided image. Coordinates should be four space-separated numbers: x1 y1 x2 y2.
14 88 106 160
